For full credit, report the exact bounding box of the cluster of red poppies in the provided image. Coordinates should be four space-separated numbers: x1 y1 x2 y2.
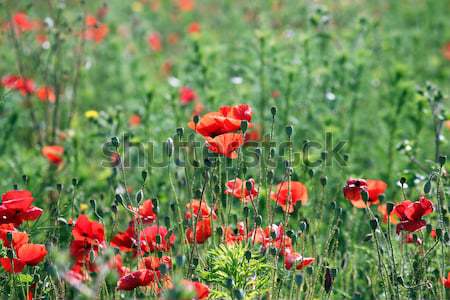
0 190 46 273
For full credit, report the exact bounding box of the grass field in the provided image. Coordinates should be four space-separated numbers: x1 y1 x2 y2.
0 1 449 299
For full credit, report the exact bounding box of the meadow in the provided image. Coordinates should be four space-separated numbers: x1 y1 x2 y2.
0 0 449 299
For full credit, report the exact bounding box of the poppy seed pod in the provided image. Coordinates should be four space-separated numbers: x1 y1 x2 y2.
193 115 200 124
135 190 143 204
6 249 14 259
400 177 407 185
439 155 446 166
115 194 124 206
244 250 251 261
141 170 148 182
361 190 369 202
56 183 63 192
286 125 293 137
423 180 431 194
378 194 385 203
6 231 13 242
22 174 29 184
13 183 18 190
194 189 202 199
72 178 78 186
176 127 184 138
295 274 303 286
111 203 117 214
240 120 248 133
255 215 262 226
164 216 170 227
320 176 327 186
243 206 249 218
165 138 174 157
233 289 244 300
111 136 120 148
300 221 308 232
369 219 378 230
386 202 394 214
245 180 253 192
271 106 277 117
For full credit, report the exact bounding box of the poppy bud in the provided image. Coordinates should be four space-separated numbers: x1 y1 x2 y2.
22 174 29 184
111 136 120 148
269 247 277 256
6 231 13 242
216 226 223 237
320 176 327 186
439 155 446 166
285 125 293 137
330 201 336 209
243 206 249 218
163 216 170 228
270 106 277 117
242 166 247 175
240 120 248 133
426 224 432 234
324 267 334 293
165 138 174 157
176 127 184 138
225 278 234 289
204 158 213 168
399 177 407 185
386 202 394 214
192 160 200 168
286 229 295 239
423 180 431 194
157 251 163 258
435 228 442 239
363 233 373 242
176 255 185 267
90 199 97 211
135 190 143 204
308 169 314 178
361 190 369 202
193 115 200 124
13 183 18 190
244 250 252 261
444 232 450 243
270 148 275 158
142 170 148 182
192 257 199 267
159 263 168 276
245 180 253 192
56 183 63 192
267 170 274 181
72 178 78 186
255 215 262 226
233 289 244 300
6 249 14 259
397 276 404 285
299 221 308 232
369 219 378 230
115 194 124 206
295 274 303 286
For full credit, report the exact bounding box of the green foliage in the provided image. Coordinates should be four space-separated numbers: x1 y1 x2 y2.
199 244 271 299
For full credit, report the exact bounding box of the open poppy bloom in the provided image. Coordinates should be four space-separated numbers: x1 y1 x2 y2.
179 86 197 105
349 179 387 208
36 86 56 103
83 15 108 43
0 224 29 248
140 225 176 253
187 22 201 35
343 178 368 202
134 200 157 224
271 181 308 213
442 272 450 289
442 42 450 61
224 222 246 245
117 269 156 290
284 250 315 270
111 224 136 253
249 223 293 255
186 218 212 244
205 133 243 159
0 243 47 273
188 104 252 137
185 199 217 220
42 145 64 165
139 255 172 271
181 280 210 300
1 75 35 95
0 190 43 226
392 196 433 234
11 12 35 32
72 215 105 246
225 178 258 203
129 114 141 127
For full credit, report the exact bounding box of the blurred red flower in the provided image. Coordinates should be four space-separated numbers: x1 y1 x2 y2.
392 196 433 234
140 225 175 253
1 75 35 95
442 42 450 61
442 272 450 289
225 178 258 203
129 114 142 127
36 86 56 103
179 86 197 105
188 22 201 35
185 199 217 220
0 242 47 273
111 224 136 253
284 250 315 270
181 280 210 300
271 181 308 213
148 32 162 52
186 218 212 244
177 0 195 12
72 214 105 246
205 133 243 159
42 145 64 165
84 15 108 43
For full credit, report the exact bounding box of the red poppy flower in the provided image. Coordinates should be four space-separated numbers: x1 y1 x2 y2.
139 255 172 271
111 224 136 253
205 133 243 159
0 243 47 273
72 215 105 246
343 178 368 203
188 104 252 137
133 200 157 224
188 22 201 35
1 75 35 95
271 181 308 213
12 12 34 32
0 190 43 226
404 234 422 245
177 0 195 12
65 262 90 284
117 269 155 290
42 145 64 165
284 250 315 270
83 15 108 43
181 280 210 300
36 86 56 103
224 222 246 245
0 224 29 248
225 178 258 203
393 197 433 234
348 179 387 208
249 224 293 255
179 86 197 105
140 225 175 253
185 199 217 220
148 32 162 52
442 272 450 289
442 42 450 61
129 114 141 127
186 218 212 244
